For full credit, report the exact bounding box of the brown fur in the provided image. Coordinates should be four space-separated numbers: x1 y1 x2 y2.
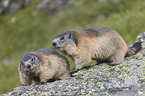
18 48 70 85
52 27 141 71
68 29 127 69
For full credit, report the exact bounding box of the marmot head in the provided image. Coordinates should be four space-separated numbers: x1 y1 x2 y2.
52 31 77 51
20 53 42 72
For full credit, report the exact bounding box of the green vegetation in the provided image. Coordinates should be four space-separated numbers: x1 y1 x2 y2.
0 0 145 94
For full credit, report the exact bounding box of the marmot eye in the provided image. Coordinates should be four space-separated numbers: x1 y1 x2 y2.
60 37 64 40
31 57 35 62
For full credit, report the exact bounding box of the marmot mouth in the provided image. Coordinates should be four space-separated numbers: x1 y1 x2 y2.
24 69 34 72
25 70 31 72
55 47 61 50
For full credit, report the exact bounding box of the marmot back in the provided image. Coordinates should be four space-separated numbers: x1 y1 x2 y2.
18 48 70 85
52 27 142 72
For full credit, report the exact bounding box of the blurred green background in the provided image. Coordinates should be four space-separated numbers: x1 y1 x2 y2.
0 0 145 94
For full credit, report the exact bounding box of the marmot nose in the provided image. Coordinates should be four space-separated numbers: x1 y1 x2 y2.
52 42 56 47
27 65 31 69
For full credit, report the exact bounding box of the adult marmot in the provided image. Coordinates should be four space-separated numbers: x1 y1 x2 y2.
52 27 142 72
18 48 71 85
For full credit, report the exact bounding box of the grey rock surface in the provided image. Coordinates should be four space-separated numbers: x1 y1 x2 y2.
2 33 145 95
36 0 121 14
0 0 30 14
0 0 120 15
36 0 82 14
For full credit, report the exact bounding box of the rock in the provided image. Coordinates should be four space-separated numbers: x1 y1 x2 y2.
1 32 145 95
136 32 145 43
36 0 121 15
0 0 30 14
36 0 82 14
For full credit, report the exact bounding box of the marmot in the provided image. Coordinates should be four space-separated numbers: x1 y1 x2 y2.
18 48 71 86
52 27 142 72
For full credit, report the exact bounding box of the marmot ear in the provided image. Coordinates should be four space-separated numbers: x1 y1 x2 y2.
68 34 72 39
18 61 23 72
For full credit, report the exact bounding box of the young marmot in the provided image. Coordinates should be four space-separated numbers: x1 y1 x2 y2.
52 27 142 72
18 48 71 85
